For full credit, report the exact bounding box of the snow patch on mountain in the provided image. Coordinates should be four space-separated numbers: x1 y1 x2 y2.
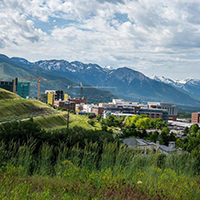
152 76 175 85
104 66 113 72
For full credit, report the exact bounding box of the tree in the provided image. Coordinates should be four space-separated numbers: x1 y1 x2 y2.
126 115 139 127
101 124 108 132
105 115 119 127
186 137 200 152
149 131 159 143
168 132 176 142
161 127 170 145
135 117 150 130
96 114 102 122
176 138 185 149
183 126 189 136
197 130 200 139
88 119 95 126
190 124 199 136
155 118 167 130
141 129 148 138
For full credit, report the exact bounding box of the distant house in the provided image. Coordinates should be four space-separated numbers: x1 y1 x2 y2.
123 137 176 155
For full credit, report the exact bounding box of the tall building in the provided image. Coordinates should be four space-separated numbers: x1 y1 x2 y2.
47 93 55 105
55 90 64 101
17 82 30 99
64 94 68 100
191 113 200 123
0 78 30 99
148 102 177 121
45 90 67 105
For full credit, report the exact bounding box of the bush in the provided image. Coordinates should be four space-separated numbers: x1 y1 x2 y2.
88 119 95 126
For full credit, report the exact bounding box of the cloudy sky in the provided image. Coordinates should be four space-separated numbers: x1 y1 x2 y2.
1 0 200 79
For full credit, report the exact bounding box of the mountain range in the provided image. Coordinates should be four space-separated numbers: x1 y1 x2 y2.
0 54 117 103
152 76 200 101
1 53 200 106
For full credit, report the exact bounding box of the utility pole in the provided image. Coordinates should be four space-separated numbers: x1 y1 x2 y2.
67 108 70 132
37 76 41 101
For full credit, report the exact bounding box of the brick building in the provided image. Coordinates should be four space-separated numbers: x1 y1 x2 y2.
191 113 200 123
137 108 168 122
148 102 177 121
91 106 105 115
54 101 75 111
69 97 87 104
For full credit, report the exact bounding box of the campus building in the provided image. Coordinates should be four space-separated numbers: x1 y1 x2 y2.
191 112 200 123
0 78 30 99
137 108 168 122
148 102 177 121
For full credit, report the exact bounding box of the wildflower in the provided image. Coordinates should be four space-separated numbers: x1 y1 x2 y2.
62 160 73 165
137 181 142 184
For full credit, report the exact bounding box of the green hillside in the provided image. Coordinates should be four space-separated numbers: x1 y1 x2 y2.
0 88 55 122
34 112 101 130
0 62 31 80
0 88 101 130
0 88 21 100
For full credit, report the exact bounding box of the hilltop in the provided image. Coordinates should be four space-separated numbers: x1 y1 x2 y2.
0 88 21 100
0 88 55 122
0 88 99 130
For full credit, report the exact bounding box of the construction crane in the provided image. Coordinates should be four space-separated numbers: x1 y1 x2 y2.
18 76 49 100
67 82 116 98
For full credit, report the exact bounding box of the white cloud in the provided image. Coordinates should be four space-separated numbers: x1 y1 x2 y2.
1 0 200 79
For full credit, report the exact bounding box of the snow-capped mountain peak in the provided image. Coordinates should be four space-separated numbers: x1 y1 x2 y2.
151 75 200 100
151 75 175 85
103 65 113 71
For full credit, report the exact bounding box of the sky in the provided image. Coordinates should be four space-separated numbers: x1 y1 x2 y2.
1 0 200 80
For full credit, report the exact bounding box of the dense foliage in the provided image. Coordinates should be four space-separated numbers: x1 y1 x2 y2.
126 115 167 130
176 124 200 156
0 119 200 199
0 119 114 152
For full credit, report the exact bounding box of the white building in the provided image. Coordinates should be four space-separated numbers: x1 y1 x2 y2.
148 102 177 121
112 99 140 108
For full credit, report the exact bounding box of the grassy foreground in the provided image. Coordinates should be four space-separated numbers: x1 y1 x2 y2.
0 138 200 200
0 119 200 199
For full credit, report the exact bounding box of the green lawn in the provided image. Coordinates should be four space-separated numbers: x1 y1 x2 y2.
0 99 55 121
34 112 102 130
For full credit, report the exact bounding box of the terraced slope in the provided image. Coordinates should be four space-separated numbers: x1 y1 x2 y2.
34 112 101 130
0 88 55 121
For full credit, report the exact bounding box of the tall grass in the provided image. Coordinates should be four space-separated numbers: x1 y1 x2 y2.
0 139 200 199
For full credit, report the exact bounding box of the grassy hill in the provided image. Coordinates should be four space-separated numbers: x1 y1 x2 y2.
0 88 55 122
0 88 101 130
0 88 21 100
34 112 101 130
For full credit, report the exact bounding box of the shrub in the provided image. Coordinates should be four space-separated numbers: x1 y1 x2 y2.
88 119 95 126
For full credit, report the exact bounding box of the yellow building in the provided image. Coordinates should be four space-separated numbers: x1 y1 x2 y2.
47 93 55 105
64 94 68 100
